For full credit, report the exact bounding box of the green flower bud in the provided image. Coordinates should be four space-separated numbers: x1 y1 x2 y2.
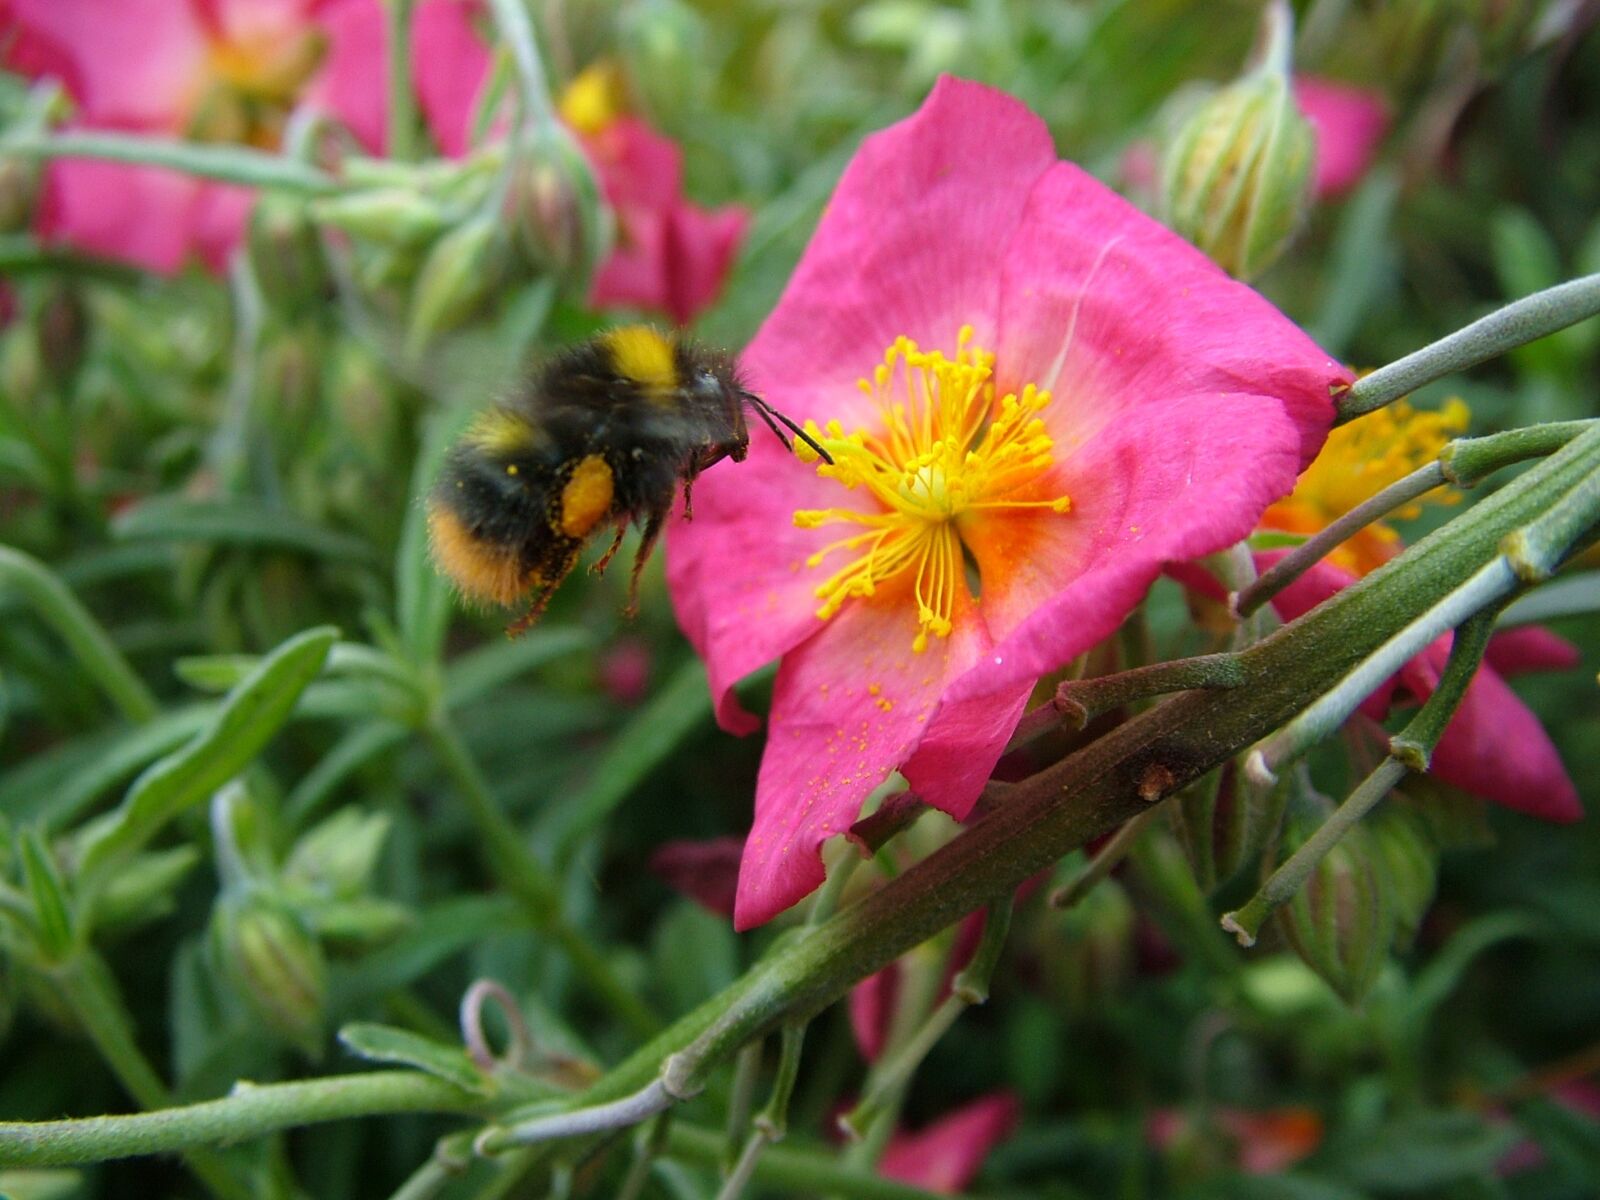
1159 4 1313 279
94 846 201 932
311 188 453 246
35 286 88 390
247 192 329 310
1370 807 1438 950
406 214 504 351
284 808 391 899
211 894 327 1052
1170 763 1288 894
0 154 40 234
1038 878 1135 1018
505 127 612 295
1275 815 1395 1005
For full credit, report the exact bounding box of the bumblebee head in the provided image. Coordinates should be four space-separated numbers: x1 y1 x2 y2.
685 355 750 462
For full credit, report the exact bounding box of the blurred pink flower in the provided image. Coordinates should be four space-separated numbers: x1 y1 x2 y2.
1267 556 1582 822
1293 75 1389 198
1148 1105 1324 1175
647 836 743 916
557 80 746 323
668 76 1347 929
4 0 489 273
878 1093 1020 1193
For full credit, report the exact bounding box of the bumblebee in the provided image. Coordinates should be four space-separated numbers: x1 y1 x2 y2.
428 325 828 634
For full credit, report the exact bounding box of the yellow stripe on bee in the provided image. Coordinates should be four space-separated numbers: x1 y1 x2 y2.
427 502 528 606
602 325 677 401
559 454 614 538
464 408 539 455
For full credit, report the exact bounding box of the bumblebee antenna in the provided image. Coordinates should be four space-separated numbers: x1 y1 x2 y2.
740 391 834 465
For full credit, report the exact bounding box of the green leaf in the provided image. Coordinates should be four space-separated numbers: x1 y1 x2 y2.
651 901 738 1015
338 1022 488 1094
1326 1111 1521 1191
0 545 158 724
0 705 213 829
1180 1174 1369 1200
76 626 339 879
547 659 713 855
396 413 466 666
283 721 409 827
442 626 594 709
113 497 382 567
1401 911 1541 1036
18 829 73 961
93 845 201 932
329 895 522 1006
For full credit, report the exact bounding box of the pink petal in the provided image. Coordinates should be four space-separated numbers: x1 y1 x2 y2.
411 0 491 158
1401 641 1582 822
994 161 1346 471
8 0 208 128
734 588 995 929
738 76 1057 436
585 117 684 211
1294 75 1389 199
37 156 215 274
1485 625 1582 677
658 201 749 325
849 960 897 1062
200 0 317 43
299 0 387 151
667 76 1056 732
879 1093 1021 1193
647 837 744 916
189 180 256 272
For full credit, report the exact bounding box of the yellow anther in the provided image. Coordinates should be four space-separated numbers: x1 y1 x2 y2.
792 332 1072 650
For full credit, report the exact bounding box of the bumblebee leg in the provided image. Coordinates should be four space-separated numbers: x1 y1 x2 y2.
506 584 556 638
625 509 667 618
591 523 627 576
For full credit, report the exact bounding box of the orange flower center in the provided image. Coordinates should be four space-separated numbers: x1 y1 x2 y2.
1262 398 1469 575
187 29 327 149
793 328 1071 651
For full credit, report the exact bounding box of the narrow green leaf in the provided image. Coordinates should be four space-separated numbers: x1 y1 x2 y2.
395 414 462 666
76 626 339 879
112 497 382 567
329 895 521 1006
0 546 158 724
548 658 712 855
283 721 409 827
442 626 594 708
1326 1111 1520 1190
19 829 74 960
338 1022 488 1094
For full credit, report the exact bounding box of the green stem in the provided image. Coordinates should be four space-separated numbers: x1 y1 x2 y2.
1223 605 1501 945
0 546 159 723
484 0 556 124
386 0 420 161
44 954 248 1197
425 715 659 1037
2 132 340 194
719 1024 807 1200
0 235 143 283
563 421 1600 1111
667 1123 956 1200
0 1069 480 1168
1336 275 1600 422
1052 653 1245 730
1049 806 1164 909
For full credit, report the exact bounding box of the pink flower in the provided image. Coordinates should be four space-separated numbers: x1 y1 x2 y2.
1293 75 1389 199
878 1092 1020 1193
647 836 743 916
667 77 1347 929
1268 556 1582 822
556 61 748 324
5 0 489 274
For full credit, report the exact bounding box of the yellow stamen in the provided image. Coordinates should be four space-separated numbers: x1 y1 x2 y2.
793 328 1072 651
1264 398 1469 576
558 61 628 136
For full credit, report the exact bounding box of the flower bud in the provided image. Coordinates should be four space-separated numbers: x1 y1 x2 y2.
1370 807 1437 950
284 808 391 899
0 154 39 234
1275 815 1395 1005
35 285 88 389
1037 878 1135 1018
406 214 504 351
505 127 611 294
248 192 329 309
1170 763 1287 894
211 894 327 1052
311 188 452 246
1159 5 1313 279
